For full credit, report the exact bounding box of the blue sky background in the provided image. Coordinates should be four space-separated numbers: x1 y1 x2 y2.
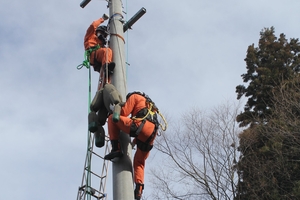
1 0 300 199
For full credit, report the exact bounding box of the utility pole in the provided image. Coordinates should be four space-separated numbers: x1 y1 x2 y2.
79 0 146 199
108 1 134 199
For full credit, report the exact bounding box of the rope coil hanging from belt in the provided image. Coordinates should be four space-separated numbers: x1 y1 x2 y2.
131 97 168 132
77 44 100 70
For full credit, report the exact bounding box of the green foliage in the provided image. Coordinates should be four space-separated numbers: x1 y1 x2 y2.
236 26 300 127
235 27 300 200
236 123 300 200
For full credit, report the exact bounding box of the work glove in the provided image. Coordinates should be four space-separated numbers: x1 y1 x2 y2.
102 13 109 20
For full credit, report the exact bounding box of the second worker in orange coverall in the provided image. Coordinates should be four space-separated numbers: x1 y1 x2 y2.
104 91 160 200
84 15 115 88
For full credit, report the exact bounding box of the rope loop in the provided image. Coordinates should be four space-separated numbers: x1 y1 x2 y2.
77 45 101 70
132 102 168 132
157 111 168 131
77 60 90 70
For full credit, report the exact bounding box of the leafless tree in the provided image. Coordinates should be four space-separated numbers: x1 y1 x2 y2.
149 101 243 200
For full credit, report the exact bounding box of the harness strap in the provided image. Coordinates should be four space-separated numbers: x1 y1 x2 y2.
133 113 159 152
87 45 101 65
132 106 158 125
135 120 146 137
110 33 125 44
86 45 101 60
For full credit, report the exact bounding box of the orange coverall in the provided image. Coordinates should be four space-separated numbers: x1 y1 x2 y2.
107 93 157 184
84 18 113 87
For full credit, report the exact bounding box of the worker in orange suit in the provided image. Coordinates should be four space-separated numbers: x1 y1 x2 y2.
104 91 159 200
84 14 115 88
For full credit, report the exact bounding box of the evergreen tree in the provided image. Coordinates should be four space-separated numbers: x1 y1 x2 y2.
236 26 300 127
235 28 300 200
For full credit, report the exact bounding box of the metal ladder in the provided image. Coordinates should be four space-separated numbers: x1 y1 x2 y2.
76 131 111 200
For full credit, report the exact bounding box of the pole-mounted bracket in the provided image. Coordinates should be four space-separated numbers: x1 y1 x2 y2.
80 0 109 8
123 7 146 32
80 0 91 8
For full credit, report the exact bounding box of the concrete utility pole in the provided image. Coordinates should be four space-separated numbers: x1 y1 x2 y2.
108 1 134 199
80 0 146 199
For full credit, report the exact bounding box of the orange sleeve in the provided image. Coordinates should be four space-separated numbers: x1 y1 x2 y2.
84 18 105 50
121 95 136 117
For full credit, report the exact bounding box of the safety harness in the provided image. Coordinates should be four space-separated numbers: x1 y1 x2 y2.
128 92 167 152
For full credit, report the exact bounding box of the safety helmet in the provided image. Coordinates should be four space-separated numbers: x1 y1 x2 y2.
126 91 145 100
96 25 108 36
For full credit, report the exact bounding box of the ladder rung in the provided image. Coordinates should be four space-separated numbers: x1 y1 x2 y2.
91 150 105 159
78 185 106 199
84 168 107 180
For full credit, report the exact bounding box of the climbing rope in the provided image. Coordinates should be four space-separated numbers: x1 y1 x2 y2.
77 45 100 111
157 111 167 131
132 102 168 132
77 45 100 70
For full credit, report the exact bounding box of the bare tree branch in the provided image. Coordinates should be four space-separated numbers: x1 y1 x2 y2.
150 102 242 200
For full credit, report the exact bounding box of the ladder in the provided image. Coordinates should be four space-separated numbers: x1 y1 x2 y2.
76 131 111 200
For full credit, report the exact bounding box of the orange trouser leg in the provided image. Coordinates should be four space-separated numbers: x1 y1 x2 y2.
133 121 155 184
108 115 154 184
107 115 132 140
134 148 150 184
96 48 113 89
95 47 112 66
136 121 156 143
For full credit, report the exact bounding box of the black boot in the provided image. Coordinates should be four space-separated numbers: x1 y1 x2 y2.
103 62 115 75
134 183 144 200
104 140 123 160
94 126 105 148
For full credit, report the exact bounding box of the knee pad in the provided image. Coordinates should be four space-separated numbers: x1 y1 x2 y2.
103 83 122 112
88 111 98 132
90 88 104 112
97 108 109 126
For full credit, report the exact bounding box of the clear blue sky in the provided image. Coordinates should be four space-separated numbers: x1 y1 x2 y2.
1 0 300 199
